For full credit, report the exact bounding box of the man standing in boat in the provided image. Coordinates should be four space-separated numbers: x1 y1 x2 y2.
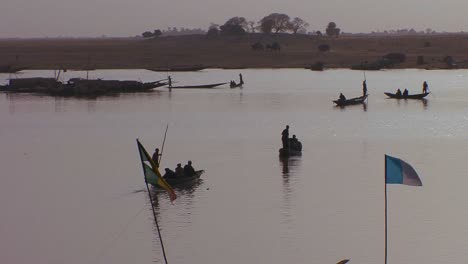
281 125 289 149
362 80 367 96
152 148 161 167
168 76 172 88
422 81 428 93
239 73 244 85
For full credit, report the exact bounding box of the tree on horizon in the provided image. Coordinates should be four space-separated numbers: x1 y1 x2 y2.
289 17 309 34
259 13 291 34
220 16 248 35
326 22 340 37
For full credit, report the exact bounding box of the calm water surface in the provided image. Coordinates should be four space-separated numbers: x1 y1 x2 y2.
1 69 468 264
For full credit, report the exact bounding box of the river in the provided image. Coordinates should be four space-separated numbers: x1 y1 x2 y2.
1 69 468 264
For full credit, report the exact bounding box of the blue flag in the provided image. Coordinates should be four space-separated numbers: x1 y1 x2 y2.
385 155 422 186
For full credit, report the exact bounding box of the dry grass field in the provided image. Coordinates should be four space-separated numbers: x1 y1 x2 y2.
1 34 468 70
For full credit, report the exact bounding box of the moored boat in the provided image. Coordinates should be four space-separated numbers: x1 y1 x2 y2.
384 92 429 99
169 82 228 89
0 77 167 95
333 94 368 106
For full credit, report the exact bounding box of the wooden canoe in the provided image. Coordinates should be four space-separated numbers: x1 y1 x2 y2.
384 92 429 99
333 94 368 106
159 170 204 187
169 82 227 89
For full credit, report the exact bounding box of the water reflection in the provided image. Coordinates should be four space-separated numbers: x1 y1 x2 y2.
391 98 429 110
422 98 428 109
334 102 368 112
279 155 302 177
149 178 203 215
279 155 302 223
2 90 171 114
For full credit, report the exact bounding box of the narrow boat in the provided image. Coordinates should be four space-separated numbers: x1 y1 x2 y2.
160 170 204 187
169 82 228 89
333 94 368 106
384 92 429 99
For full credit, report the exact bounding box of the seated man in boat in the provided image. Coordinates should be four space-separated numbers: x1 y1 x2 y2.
396 89 402 96
184 161 196 177
403 89 409 96
339 93 346 101
163 168 176 179
289 135 302 151
175 163 184 177
152 148 161 167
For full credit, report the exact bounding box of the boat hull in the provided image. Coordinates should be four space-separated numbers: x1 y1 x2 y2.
333 94 368 106
170 82 227 89
279 148 302 157
384 92 429 99
154 170 204 188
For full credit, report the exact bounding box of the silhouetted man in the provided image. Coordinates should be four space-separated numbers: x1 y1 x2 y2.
281 125 289 149
152 148 161 167
184 161 196 177
423 81 428 93
363 80 367 96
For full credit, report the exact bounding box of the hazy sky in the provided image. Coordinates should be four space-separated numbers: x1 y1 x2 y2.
2 0 468 37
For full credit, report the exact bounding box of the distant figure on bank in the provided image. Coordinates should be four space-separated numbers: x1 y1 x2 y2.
423 81 428 93
403 89 409 96
239 73 244 85
175 163 184 177
339 93 346 101
362 80 367 96
163 168 176 179
184 161 196 177
396 89 402 96
281 125 290 149
152 148 161 167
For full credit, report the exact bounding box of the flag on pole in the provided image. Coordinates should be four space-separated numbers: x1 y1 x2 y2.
137 139 177 202
385 154 422 186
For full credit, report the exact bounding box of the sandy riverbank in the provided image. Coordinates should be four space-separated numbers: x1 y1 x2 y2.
1 34 467 71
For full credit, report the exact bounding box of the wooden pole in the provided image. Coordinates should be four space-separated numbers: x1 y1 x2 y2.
137 139 169 264
159 124 169 165
384 155 388 264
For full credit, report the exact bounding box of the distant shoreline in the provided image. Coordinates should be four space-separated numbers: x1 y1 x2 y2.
1 34 467 71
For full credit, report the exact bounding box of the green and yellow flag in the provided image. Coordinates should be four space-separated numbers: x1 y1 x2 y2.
137 139 176 202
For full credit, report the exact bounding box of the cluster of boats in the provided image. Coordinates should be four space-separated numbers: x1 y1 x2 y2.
0 72 245 96
0 77 169 96
333 81 430 107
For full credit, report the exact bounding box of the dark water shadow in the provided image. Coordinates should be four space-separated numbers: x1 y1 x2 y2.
334 102 368 112
3 90 169 114
390 98 429 110
278 155 302 218
279 155 302 176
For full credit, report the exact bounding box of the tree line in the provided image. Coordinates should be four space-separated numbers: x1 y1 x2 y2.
207 14 340 37
141 13 341 38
